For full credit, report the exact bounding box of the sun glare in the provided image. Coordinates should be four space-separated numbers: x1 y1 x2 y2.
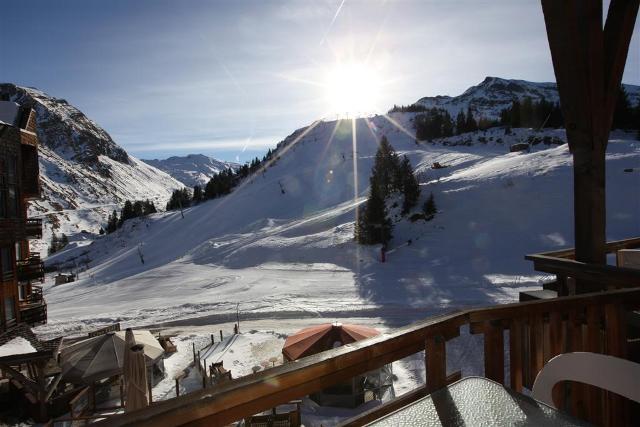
325 62 381 116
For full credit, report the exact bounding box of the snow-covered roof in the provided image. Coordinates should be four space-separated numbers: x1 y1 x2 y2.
0 337 37 357
0 101 20 126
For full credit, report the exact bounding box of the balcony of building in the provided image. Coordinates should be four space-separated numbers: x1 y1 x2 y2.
24 218 42 240
17 253 44 283
18 287 47 326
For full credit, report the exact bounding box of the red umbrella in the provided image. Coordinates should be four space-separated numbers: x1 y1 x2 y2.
283 323 380 361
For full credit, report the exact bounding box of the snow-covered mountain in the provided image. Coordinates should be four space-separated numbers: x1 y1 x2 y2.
417 76 640 121
0 84 184 253
40 112 640 337
142 154 240 188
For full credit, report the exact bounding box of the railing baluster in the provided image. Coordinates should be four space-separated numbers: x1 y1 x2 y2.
483 321 504 384
604 304 628 427
547 311 565 410
530 315 544 385
425 335 446 393
509 318 523 392
585 305 603 425
568 309 586 419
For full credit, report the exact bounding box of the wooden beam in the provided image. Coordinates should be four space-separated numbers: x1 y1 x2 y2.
603 0 640 132
541 0 610 267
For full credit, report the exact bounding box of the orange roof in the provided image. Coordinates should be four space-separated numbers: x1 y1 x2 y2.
282 323 380 361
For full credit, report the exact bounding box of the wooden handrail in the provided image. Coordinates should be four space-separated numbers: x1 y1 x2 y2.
531 236 640 260
526 254 640 288
99 288 640 427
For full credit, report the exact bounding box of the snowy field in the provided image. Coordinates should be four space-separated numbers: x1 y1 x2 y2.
33 117 640 424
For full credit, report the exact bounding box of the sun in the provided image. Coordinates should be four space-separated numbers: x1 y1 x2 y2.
324 62 381 116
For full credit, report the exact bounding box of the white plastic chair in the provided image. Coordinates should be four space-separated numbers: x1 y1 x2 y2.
532 352 640 408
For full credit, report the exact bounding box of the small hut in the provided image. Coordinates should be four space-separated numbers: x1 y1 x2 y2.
282 323 393 408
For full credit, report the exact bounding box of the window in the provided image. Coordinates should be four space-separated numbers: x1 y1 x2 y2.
18 284 26 301
4 297 15 322
0 247 13 281
14 242 21 261
0 155 19 219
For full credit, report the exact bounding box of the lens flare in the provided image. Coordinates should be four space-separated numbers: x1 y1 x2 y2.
325 62 381 116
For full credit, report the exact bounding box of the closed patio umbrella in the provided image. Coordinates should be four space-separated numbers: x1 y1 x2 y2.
122 328 136 388
125 344 149 412
60 330 164 385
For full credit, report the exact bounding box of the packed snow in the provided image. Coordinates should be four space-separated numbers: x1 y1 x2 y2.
0 337 37 357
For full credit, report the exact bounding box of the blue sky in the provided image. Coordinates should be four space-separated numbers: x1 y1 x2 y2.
1 0 638 163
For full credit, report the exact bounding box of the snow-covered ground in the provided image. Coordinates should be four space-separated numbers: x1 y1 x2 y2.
34 116 640 425
38 121 640 338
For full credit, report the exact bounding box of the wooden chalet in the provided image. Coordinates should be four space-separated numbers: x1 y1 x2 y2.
0 99 46 331
66 0 640 425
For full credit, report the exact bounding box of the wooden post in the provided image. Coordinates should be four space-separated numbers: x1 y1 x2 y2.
211 334 215 346
541 0 640 293
425 334 446 393
509 319 523 392
175 378 180 397
192 342 196 365
220 330 223 341
483 321 504 384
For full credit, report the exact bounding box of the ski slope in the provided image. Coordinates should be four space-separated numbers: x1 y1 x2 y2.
37 117 640 338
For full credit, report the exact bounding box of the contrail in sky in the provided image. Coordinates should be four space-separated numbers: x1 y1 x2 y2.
319 0 346 46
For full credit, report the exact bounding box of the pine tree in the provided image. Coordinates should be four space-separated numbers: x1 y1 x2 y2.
370 136 400 197
106 210 118 233
455 111 467 134
612 86 633 130
511 100 521 127
465 107 477 132
355 182 392 245
119 200 135 227
521 97 534 127
133 200 144 218
192 185 203 204
143 200 157 215
423 192 437 220
49 233 59 255
399 156 420 214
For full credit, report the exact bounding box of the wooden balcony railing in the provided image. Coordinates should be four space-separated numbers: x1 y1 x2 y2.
17 253 44 283
24 218 43 239
0 218 26 243
19 299 47 326
101 287 640 427
527 237 640 295
1 268 14 282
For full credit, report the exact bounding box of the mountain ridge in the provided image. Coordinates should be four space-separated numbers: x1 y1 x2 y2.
416 76 640 121
142 154 240 188
0 83 184 253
